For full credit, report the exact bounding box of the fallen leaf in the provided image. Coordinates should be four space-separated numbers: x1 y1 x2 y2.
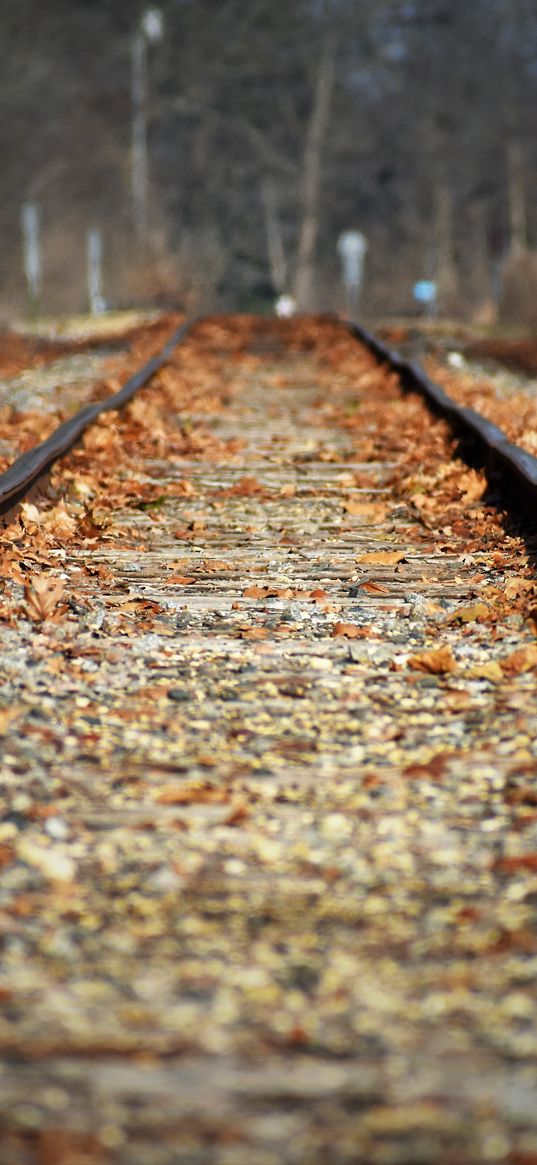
155 783 227 805
223 801 249 826
355 550 406 566
457 469 484 504
19 502 42 531
243 585 267 599
448 602 490 624
357 580 390 595
228 476 265 497
344 499 386 518
466 662 503 683
404 753 450 780
504 578 536 600
494 854 537 874
331 621 363 639
200 559 234 572
408 645 457 674
167 575 196 585
24 576 66 622
501 646 537 676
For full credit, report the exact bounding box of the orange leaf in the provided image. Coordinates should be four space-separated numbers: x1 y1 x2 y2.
24 576 66 622
155 784 227 805
344 499 386 518
355 550 406 565
357 580 390 595
167 575 196 585
408 645 457 674
494 854 537 874
229 476 265 496
243 586 267 599
501 645 537 676
331 621 363 639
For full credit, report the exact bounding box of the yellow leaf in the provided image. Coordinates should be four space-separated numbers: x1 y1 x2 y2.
467 662 503 683
448 602 490 624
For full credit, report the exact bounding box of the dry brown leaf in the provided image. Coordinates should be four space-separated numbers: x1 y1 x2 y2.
344 499 386 518
155 784 228 805
466 662 503 683
200 559 234 572
504 578 536 601
223 801 250 826
501 645 537 676
331 621 363 639
408 645 457 674
167 574 196 585
0 706 21 734
168 479 196 497
448 602 490 624
228 476 265 497
494 853 537 874
42 501 77 541
404 753 450 780
19 502 42 532
357 580 391 595
457 469 484 504
355 550 406 566
24 576 66 622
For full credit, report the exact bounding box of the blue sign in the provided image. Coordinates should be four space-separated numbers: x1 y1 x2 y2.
413 280 437 304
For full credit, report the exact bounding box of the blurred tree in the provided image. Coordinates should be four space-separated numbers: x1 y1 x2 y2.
0 0 534 320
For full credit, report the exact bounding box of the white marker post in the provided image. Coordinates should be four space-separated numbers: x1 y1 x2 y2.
21 202 42 319
87 228 106 315
337 230 367 318
131 8 164 245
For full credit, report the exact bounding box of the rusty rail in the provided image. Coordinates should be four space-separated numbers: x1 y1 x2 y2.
1 311 537 519
0 317 195 515
346 319 537 513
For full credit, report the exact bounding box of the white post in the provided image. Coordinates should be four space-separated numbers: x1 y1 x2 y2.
87 228 105 315
21 202 42 318
131 9 163 245
337 230 367 318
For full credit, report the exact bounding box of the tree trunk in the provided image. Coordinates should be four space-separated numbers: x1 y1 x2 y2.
433 164 458 315
261 177 287 294
507 138 528 255
292 33 336 310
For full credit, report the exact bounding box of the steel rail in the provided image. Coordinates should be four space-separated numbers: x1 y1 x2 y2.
345 319 537 513
0 317 196 515
1 311 537 520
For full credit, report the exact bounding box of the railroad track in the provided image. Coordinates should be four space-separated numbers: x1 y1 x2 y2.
1 314 537 1165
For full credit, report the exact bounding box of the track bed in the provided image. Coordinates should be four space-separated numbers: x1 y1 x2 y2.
1 315 537 1164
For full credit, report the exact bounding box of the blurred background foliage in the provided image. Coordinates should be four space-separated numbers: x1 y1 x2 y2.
1 0 536 323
